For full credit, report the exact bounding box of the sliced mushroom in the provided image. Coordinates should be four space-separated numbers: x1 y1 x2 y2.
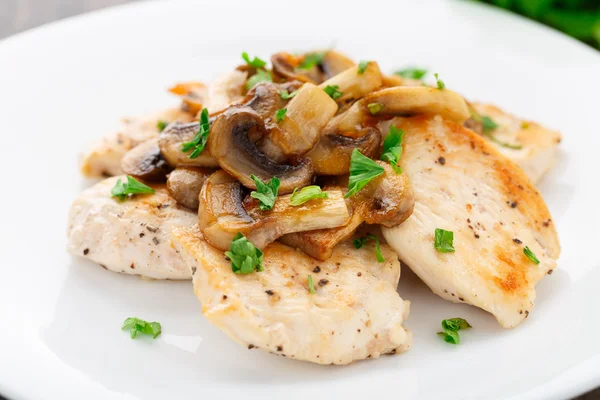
207 106 313 193
166 167 215 210
120 138 171 182
280 162 414 260
363 86 470 123
320 50 356 78
158 122 220 168
206 70 248 114
169 82 208 115
271 50 357 84
306 127 381 175
198 171 350 250
318 61 383 103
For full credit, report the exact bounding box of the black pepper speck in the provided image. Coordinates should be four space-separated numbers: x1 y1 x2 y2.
152 237 160 245
318 279 329 287
265 290 274 296
313 266 321 273
83 248 89 255
438 156 446 165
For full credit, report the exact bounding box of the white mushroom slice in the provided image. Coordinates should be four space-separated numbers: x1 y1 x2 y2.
67 176 196 280
318 61 383 102
171 225 412 365
198 171 350 251
158 122 220 168
206 70 248 114
81 108 194 177
364 86 470 123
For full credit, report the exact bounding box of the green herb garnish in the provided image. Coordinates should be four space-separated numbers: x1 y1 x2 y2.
225 233 264 274
245 69 272 90
482 116 499 133
298 52 325 69
279 90 298 100
290 185 328 206
122 317 162 339
367 102 384 115
111 176 155 201
434 228 455 253
353 234 385 263
250 175 280 210
380 125 405 173
434 73 445 89
345 149 385 198
323 84 343 100
275 108 287 123
395 68 428 80
438 318 471 345
357 60 369 74
523 246 540 265
157 120 168 132
308 275 316 294
181 107 210 158
241 52 267 68
470 109 523 150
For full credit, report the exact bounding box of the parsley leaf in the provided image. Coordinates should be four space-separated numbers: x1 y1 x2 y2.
434 73 445 89
438 318 471 345
323 84 343 100
357 60 369 74
245 69 272 90
111 176 155 201
122 317 162 339
470 108 523 150
276 108 287 123
353 234 385 263
345 149 385 198
225 233 264 274
434 228 455 253
395 68 428 80
241 52 266 68
380 125 405 173
279 90 298 100
482 116 499 133
298 52 325 69
523 246 540 264
181 108 210 158
290 185 328 206
308 275 316 294
367 102 384 115
157 120 168 132
250 175 280 210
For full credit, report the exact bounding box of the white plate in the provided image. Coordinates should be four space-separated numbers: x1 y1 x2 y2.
1 0 599 399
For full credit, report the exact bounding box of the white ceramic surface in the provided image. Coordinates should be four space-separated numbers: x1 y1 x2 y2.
1 0 599 399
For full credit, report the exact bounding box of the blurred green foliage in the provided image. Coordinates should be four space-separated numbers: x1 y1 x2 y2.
477 0 600 49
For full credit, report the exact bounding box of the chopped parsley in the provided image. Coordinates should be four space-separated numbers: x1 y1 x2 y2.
122 317 162 339
357 60 369 74
380 125 405 173
157 120 168 132
290 185 328 206
523 246 540 265
111 176 155 201
181 107 210 158
353 234 385 263
245 69 272 90
298 52 325 69
225 233 264 274
434 73 445 90
250 175 280 210
308 275 316 294
275 108 287 123
438 318 471 345
241 52 267 68
367 102 384 115
323 84 343 100
482 116 499 133
434 228 455 253
279 90 298 100
395 68 428 80
470 108 523 150
345 149 385 198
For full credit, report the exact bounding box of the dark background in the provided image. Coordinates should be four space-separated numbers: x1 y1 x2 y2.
0 0 598 399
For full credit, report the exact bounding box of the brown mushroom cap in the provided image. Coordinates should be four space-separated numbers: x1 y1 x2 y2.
158 122 220 168
166 167 215 210
207 106 313 194
120 138 171 182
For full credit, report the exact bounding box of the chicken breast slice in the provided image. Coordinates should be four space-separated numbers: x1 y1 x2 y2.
470 103 562 184
81 108 194 178
171 225 411 365
67 176 196 279
382 115 560 328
